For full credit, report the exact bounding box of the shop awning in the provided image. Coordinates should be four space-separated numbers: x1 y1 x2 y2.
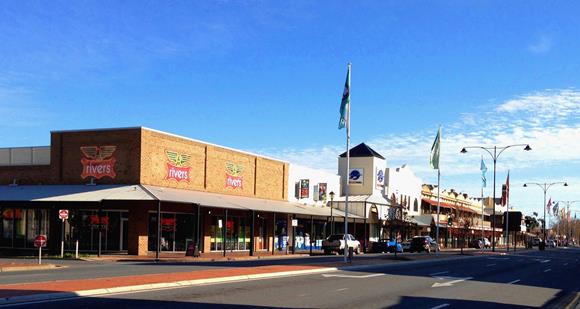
144 185 365 218
0 185 155 202
0 184 365 218
409 214 434 227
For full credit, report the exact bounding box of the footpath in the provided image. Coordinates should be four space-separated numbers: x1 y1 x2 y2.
0 248 515 306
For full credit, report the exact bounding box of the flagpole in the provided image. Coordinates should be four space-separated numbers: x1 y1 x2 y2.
481 186 484 253
344 63 351 262
436 169 440 255
505 170 510 251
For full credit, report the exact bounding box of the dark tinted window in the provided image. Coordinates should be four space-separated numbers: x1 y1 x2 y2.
328 235 344 241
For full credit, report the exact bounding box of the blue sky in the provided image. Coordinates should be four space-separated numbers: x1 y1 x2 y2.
1 1 579 218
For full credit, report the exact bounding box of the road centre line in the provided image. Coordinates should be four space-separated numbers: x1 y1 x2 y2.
430 303 450 309
508 279 521 284
544 269 551 273
564 263 568 266
336 288 348 292
430 271 449 276
486 263 496 267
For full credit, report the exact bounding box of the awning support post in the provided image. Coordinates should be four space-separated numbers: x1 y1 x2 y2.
156 200 161 261
98 201 103 258
223 209 228 257
272 212 276 255
250 210 255 256
310 216 314 256
196 205 201 252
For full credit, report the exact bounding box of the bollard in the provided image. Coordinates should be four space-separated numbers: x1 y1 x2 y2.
75 240 79 259
348 247 353 263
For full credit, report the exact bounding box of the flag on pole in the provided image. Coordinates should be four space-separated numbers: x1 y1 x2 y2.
430 127 441 170
546 197 552 215
338 64 350 130
552 202 559 215
501 172 510 206
480 156 487 188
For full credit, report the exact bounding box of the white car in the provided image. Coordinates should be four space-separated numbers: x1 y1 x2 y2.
322 234 361 255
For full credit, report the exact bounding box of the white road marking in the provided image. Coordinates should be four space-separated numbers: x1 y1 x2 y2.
540 259 551 263
487 257 509 260
486 263 496 267
322 273 385 279
430 304 450 309
336 288 349 292
544 269 551 273
508 279 521 284
432 277 473 288
430 271 449 276
564 263 568 266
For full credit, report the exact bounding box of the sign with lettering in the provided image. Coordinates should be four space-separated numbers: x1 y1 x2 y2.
165 150 192 182
225 162 244 189
376 168 384 188
318 183 327 201
300 179 310 198
349 168 364 185
80 146 117 179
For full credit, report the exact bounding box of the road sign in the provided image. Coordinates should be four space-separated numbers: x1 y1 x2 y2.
59 209 69 220
34 235 47 248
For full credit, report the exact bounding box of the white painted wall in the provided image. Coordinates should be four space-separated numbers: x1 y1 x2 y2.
288 164 341 206
385 164 423 217
338 156 386 196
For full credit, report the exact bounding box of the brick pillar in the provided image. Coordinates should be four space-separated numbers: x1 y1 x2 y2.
128 208 149 256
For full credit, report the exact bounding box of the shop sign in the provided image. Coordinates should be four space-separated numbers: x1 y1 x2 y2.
376 168 384 188
299 179 309 198
2 209 23 220
161 218 176 231
80 146 117 179
348 168 364 185
89 215 109 227
318 183 327 201
225 162 244 189
292 219 298 227
165 150 192 182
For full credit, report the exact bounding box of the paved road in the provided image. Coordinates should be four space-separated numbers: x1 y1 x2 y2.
4 247 579 308
0 251 460 285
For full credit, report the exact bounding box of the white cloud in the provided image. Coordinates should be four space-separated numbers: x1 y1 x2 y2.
257 89 580 214
528 35 553 54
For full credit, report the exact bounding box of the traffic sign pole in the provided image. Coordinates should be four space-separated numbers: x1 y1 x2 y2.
39 246 42 265
61 218 65 258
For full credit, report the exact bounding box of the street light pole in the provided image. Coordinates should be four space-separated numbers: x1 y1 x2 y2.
460 144 531 252
329 191 335 235
523 182 568 243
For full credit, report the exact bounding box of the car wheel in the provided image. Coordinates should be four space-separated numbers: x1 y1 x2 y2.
324 250 330 255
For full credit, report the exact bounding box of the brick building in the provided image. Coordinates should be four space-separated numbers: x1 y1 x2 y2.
0 127 336 257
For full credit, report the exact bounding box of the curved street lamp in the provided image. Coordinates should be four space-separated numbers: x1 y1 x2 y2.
460 144 531 251
523 182 568 242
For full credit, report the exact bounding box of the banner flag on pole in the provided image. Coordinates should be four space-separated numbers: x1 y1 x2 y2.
546 197 552 215
430 126 441 170
501 172 510 206
338 64 350 130
480 156 487 188
552 202 559 215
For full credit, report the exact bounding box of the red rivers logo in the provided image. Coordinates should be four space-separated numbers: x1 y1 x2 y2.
80 146 117 179
165 150 192 182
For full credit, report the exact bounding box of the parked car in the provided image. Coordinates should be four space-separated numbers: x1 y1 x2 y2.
322 234 361 255
370 239 402 253
470 239 483 249
401 239 411 252
470 238 490 249
532 237 542 246
408 236 438 253
546 240 556 248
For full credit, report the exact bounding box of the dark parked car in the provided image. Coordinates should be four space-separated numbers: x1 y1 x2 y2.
370 239 402 253
408 236 438 253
